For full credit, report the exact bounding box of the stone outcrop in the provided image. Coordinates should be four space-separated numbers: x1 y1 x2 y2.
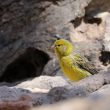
0 0 110 110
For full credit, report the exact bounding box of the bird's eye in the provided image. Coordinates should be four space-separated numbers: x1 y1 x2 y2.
57 45 60 47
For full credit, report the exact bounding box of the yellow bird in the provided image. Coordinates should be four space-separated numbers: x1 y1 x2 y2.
53 39 96 81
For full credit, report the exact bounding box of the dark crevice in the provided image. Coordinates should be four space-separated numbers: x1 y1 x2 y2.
70 16 102 28
99 51 110 66
0 47 50 83
84 15 102 25
70 17 82 28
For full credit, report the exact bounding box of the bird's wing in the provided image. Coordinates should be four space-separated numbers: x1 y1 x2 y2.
72 54 97 75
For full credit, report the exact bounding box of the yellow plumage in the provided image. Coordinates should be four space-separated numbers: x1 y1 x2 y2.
53 39 96 81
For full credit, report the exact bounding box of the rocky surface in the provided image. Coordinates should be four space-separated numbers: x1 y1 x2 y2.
0 70 110 110
33 84 110 110
0 0 110 110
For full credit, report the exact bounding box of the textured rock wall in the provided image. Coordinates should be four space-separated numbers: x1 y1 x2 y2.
0 0 110 110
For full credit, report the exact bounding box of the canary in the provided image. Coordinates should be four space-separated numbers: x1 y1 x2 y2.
53 39 96 81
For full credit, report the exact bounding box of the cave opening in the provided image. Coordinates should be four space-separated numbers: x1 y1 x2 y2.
0 47 50 83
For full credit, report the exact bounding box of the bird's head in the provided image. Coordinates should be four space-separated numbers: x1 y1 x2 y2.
53 39 73 58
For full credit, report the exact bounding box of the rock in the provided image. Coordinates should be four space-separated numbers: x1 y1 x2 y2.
17 76 70 90
0 95 32 110
32 85 110 110
89 84 110 100
103 14 110 51
0 86 31 101
0 86 33 110
47 72 106 102
0 70 110 109
42 58 60 76
0 0 110 109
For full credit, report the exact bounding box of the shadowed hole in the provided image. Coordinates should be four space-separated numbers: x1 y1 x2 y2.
0 47 50 83
84 16 102 25
70 17 82 28
99 51 110 66
70 16 102 28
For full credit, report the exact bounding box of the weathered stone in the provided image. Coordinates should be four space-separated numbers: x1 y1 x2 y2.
0 0 110 109
32 84 110 110
17 76 69 90
0 70 110 109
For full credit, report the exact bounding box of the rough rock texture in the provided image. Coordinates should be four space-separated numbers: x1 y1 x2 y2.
42 57 60 76
0 70 110 109
0 0 110 110
32 84 110 110
17 76 70 90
